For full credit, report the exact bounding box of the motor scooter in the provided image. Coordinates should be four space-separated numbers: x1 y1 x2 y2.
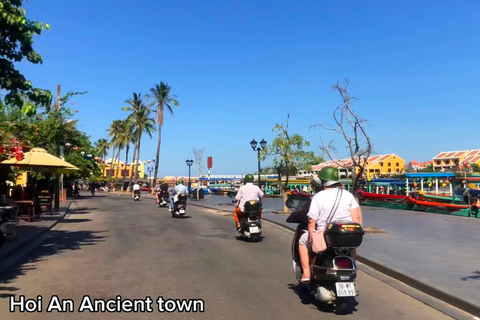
133 190 141 201
286 199 364 311
229 193 262 242
171 194 187 218
158 191 169 208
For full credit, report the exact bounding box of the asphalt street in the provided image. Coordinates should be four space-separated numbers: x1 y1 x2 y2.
0 194 465 319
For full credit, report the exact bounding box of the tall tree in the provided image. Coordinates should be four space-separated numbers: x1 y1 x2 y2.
106 120 123 181
311 79 372 199
263 115 314 212
123 93 156 190
94 138 109 162
148 82 179 187
0 0 52 112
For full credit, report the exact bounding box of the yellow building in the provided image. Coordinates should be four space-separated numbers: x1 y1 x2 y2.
309 153 405 178
102 159 146 179
365 154 405 175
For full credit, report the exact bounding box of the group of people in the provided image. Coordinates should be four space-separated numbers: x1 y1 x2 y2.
233 167 363 283
132 179 189 211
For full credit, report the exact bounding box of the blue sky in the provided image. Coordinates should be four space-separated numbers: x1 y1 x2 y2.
17 0 480 177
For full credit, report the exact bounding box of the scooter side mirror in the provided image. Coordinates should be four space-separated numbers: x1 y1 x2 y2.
285 199 295 209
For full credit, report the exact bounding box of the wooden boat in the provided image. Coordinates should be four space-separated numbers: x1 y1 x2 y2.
358 191 414 204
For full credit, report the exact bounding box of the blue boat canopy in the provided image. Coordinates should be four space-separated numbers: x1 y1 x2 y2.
405 173 454 178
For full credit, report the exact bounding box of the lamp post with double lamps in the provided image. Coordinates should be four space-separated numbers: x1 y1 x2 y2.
185 159 194 188
250 138 267 187
147 167 154 186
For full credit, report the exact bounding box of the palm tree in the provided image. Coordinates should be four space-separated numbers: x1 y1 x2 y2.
106 120 123 181
112 119 134 190
148 82 179 186
123 93 156 190
94 138 110 162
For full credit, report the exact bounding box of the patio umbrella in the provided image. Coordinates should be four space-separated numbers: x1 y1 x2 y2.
0 148 79 173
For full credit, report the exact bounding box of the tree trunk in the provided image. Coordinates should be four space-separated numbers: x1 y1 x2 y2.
122 144 129 191
128 143 138 191
135 137 142 180
107 145 116 180
153 122 162 189
113 147 122 191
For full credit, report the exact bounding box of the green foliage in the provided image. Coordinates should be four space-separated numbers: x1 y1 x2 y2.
418 164 435 173
0 0 52 112
263 115 317 191
0 89 98 179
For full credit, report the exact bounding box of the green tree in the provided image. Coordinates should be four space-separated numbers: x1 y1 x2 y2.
106 120 123 180
418 164 435 173
94 138 109 162
0 0 52 112
148 82 179 186
123 93 155 189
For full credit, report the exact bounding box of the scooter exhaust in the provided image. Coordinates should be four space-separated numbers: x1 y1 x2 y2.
315 286 336 304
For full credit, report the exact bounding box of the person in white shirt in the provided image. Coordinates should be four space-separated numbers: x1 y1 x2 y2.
233 174 264 230
170 179 188 210
132 181 141 198
298 167 362 283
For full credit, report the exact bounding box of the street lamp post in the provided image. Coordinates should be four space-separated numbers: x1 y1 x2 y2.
250 138 267 187
147 167 153 184
185 159 194 188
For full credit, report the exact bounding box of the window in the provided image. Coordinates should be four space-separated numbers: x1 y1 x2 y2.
380 162 384 167
436 161 441 165
369 169 374 173
388 169 391 173
388 163 391 167
396 163 399 166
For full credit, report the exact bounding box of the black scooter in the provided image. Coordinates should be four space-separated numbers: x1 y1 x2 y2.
286 199 364 311
158 191 169 208
229 193 262 242
172 194 187 218
133 190 140 201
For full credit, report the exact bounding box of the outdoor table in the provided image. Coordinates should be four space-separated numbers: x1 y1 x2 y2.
15 200 35 222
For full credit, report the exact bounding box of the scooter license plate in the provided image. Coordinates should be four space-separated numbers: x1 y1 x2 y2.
179 209 185 213
249 226 259 233
335 282 356 297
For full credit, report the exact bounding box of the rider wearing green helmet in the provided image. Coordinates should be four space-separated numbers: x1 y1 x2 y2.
243 174 254 184
295 166 362 283
233 173 264 230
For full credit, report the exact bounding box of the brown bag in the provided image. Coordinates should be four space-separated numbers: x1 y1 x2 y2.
311 188 342 254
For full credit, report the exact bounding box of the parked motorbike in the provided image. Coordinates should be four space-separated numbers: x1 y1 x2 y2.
171 194 187 218
158 191 169 208
133 190 141 201
286 199 364 310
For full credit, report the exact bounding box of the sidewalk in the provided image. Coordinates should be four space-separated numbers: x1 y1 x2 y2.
188 195 480 317
0 203 72 262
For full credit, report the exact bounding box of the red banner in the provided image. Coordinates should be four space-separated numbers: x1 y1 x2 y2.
207 157 212 169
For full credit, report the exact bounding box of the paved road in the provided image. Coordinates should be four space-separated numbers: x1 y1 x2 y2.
0 194 464 319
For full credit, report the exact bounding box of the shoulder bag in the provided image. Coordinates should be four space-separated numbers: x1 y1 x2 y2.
311 188 343 253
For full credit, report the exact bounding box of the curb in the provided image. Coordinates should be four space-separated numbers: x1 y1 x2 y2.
0 201 73 262
187 201 480 317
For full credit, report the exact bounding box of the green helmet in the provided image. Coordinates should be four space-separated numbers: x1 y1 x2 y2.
159 180 163 184
244 174 254 183
318 166 339 187
177 179 184 185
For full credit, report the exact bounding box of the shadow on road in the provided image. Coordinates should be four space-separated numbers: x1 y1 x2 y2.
460 270 480 281
287 283 358 315
0 229 108 298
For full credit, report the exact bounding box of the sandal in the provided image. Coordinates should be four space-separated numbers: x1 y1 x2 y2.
300 277 310 283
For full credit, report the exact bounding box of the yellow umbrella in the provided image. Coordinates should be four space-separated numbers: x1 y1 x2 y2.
0 148 79 173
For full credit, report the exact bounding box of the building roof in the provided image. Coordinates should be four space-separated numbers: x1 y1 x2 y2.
460 150 480 165
311 154 400 171
433 150 468 160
